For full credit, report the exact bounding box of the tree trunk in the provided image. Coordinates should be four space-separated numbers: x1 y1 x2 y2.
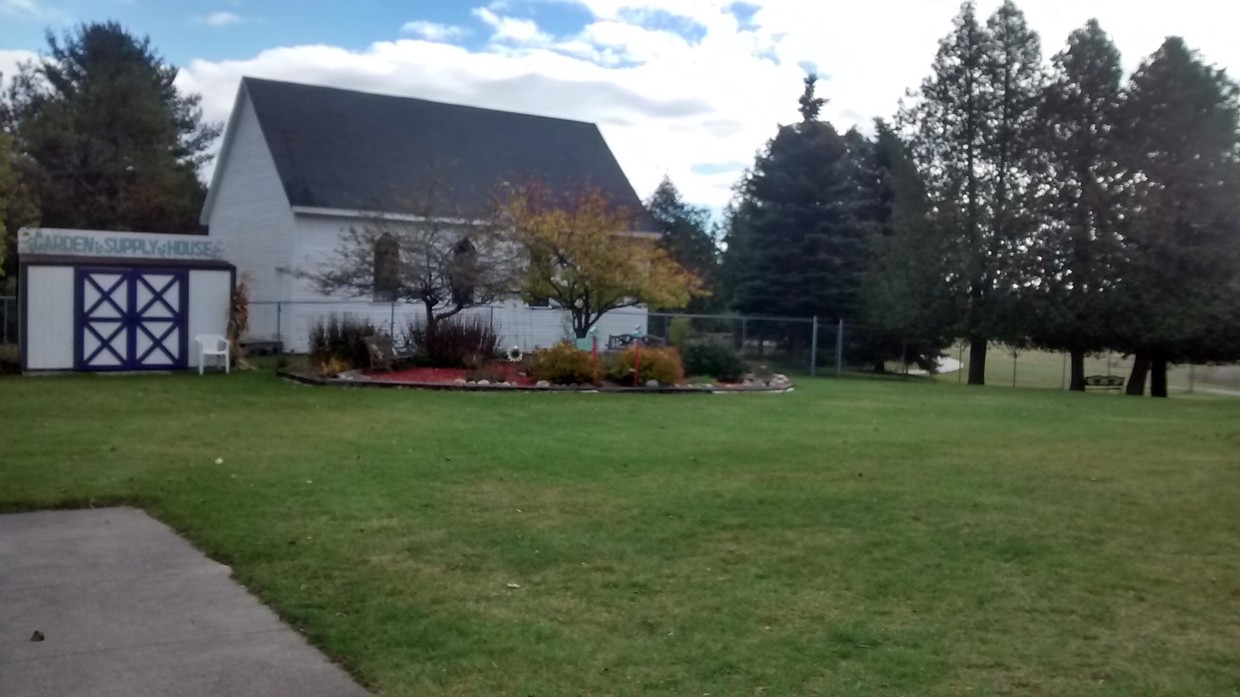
1125 353 1148 396
967 337 987 385
1150 354 1168 398
1068 349 1085 392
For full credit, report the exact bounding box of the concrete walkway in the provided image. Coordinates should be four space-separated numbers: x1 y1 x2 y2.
0 507 369 697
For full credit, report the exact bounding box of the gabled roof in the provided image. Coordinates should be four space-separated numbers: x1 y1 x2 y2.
208 77 655 230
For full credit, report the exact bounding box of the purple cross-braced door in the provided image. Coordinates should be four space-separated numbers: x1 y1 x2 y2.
75 268 189 371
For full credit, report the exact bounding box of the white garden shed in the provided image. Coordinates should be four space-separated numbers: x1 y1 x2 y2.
17 227 235 373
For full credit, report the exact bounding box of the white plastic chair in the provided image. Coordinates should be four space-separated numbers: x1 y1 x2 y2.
196 334 230 375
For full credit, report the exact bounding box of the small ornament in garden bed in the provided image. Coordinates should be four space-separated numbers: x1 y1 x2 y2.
506 345 523 362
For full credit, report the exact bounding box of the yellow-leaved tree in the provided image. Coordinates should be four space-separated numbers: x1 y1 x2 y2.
502 183 706 338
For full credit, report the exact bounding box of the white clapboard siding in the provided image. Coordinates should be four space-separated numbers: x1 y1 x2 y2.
201 87 295 318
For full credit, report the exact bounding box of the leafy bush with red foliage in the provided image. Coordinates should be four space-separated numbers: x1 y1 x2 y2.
604 346 684 386
403 315 500 369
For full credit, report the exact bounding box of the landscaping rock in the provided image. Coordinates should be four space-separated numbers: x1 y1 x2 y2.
452 378 467 385
535 380 551 388
769 374 792 389
645 379 660 388
477 380 490 386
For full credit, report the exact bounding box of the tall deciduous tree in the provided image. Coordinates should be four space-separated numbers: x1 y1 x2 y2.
7 22 219 233
901 0 1044 385
728 74 867 321
646 176 718 313
1114 38 1240 397
503 183 704 338
1031 20 1129 391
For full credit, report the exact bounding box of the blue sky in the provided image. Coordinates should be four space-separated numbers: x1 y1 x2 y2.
3 0 1239 210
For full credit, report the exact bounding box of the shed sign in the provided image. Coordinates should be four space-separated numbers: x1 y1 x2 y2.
18 227 224 261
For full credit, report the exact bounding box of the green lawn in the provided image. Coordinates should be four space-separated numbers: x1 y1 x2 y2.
3 371 1239 695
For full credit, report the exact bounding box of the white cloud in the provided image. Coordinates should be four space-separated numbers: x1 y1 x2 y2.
1 0 65 19
197 11 243 27
179 0 1240 213
401 21 469 42
0 0 39 14
471 7 552 46
0 49 38 88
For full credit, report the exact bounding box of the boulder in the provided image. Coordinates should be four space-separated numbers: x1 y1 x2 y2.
535 380 551 388
645 379 660 388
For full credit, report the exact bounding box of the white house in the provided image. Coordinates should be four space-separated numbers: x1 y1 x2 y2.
201 77 653 353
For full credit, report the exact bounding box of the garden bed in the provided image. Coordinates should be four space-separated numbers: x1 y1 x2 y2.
277 362 793 393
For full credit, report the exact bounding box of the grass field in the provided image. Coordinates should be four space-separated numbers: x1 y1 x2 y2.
2 370 1239 695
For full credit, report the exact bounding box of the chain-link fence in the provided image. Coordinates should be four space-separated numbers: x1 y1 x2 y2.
242 300 918 377
6 289 1231 392
937 341 1240 396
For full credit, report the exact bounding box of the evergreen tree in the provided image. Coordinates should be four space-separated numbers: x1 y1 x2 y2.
1030 20 1129 391
645 176 719 313
729 74 867 322
7 22 220 233
0 80 38 282
1114 38 1240 397
858 121 956 370
900 0 1044 385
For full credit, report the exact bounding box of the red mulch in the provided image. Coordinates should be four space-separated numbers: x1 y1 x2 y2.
370 361 536 386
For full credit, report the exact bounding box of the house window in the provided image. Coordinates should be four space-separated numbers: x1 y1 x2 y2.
373 233 399 301
449 236 477 305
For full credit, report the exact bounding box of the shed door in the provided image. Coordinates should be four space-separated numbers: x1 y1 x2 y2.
75 268 189 371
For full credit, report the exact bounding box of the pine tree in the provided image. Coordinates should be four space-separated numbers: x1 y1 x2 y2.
7 22 220 233
1031 20 1129 391
1114 38 1240 397
859 121 956 371
900 1 1044 385
646 176 719 313
729 74 867 322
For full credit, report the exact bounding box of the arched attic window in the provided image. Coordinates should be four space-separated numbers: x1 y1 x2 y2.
373 233 399 301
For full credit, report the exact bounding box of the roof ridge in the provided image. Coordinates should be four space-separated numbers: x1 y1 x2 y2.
241 76 600 129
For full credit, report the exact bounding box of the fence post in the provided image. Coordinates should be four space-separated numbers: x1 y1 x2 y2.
835 319 844 377
810 316 818 376
958 343 964 384
275 302 283 354
1012 350 1018 387
1061 352 1067 390
389 301 396 338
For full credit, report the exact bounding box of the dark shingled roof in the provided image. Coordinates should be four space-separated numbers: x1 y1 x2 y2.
242 77 656 230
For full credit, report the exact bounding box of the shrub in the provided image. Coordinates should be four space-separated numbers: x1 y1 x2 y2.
682 340 747 383
604 346 684 386
315 356 352 377
531 342 597 385
404 315 499 369
668 316 692 348
309 315 378 372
